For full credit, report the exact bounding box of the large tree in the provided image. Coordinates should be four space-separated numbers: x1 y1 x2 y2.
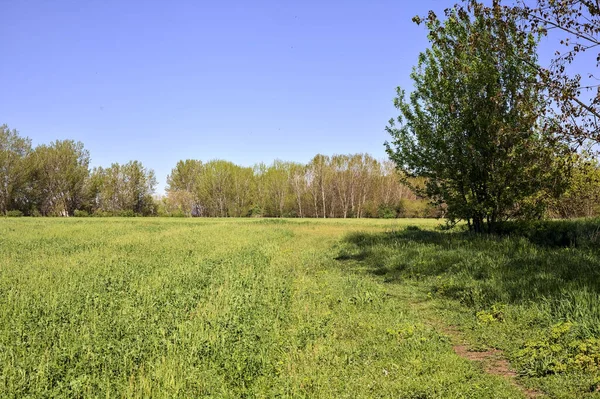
386 0 570 232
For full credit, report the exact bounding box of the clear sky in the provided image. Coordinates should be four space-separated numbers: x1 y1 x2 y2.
1 0 588 193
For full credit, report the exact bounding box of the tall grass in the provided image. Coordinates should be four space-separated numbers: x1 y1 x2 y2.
338 220 600 397
0 218 521 398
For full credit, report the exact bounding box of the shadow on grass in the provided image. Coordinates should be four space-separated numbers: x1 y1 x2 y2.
336 226 600 333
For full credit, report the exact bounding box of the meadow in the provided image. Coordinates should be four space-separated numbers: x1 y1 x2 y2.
0 218 598 398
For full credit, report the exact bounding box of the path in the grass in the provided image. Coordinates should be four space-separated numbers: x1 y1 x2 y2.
401 296 543 398
448 328 540 398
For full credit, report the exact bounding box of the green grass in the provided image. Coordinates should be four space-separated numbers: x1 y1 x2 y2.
0 218 525 398
337 222 600 398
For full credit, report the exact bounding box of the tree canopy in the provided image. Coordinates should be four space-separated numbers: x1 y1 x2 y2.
386 0 571 232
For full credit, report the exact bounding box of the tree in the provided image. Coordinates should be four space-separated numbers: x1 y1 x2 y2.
230 164 255 217
307 155 331 218
197 160 237 217
551 153 600 218
0 125 32 215
122 161 157 215
517 0 600 144
263 160 292 217
331 155 352 218
30 140 90 216
386 1 570 232
289 163 308 218
87 161 157 215
166 160 203 215
354 154 379 218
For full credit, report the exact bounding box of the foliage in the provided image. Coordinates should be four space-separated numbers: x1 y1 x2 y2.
88 161 157 216
5 210 23 217
493 218 600 248
165 154 427 218
0 124 32 215
0 128 429 219
377 204 398 219
386 0 571 232
517 0 600 144
515 322 600 377
30 140 90 216
550 155 600 218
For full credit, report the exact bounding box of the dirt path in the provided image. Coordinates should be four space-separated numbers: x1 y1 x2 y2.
415 301 543 398
447 328 541 398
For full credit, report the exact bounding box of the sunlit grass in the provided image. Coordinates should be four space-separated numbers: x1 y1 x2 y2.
0 218 521 398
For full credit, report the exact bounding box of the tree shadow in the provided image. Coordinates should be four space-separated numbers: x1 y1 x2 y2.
336 227 600 331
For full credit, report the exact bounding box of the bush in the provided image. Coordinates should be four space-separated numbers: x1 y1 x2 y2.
377 205 397 219
248 205 263 218
73 210 89 217
6 210 23 217
397 199 441 218
92 210 138 217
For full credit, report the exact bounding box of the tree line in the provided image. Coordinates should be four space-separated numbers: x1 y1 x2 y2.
2 1 598 223
2 122 598 219
0 125 156 217
163 155 433 218
0 124 434 218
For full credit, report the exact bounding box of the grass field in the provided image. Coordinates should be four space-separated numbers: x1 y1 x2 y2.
0 218 597 398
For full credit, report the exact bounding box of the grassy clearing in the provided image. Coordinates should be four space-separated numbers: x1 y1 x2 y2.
0 218 524 398
337 221 600 398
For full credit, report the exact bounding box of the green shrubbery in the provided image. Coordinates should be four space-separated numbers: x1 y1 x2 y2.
374 200 441 219
92 209 138 217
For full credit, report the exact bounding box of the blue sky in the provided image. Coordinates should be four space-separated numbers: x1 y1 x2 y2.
1 0 588 193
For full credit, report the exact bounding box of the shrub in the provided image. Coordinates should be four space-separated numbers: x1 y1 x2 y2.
170 210 186 217
73 210 89 217
248 205 263 217
397 199 441 218
6 210 23 217
377 205 397 219
92 210 138 217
